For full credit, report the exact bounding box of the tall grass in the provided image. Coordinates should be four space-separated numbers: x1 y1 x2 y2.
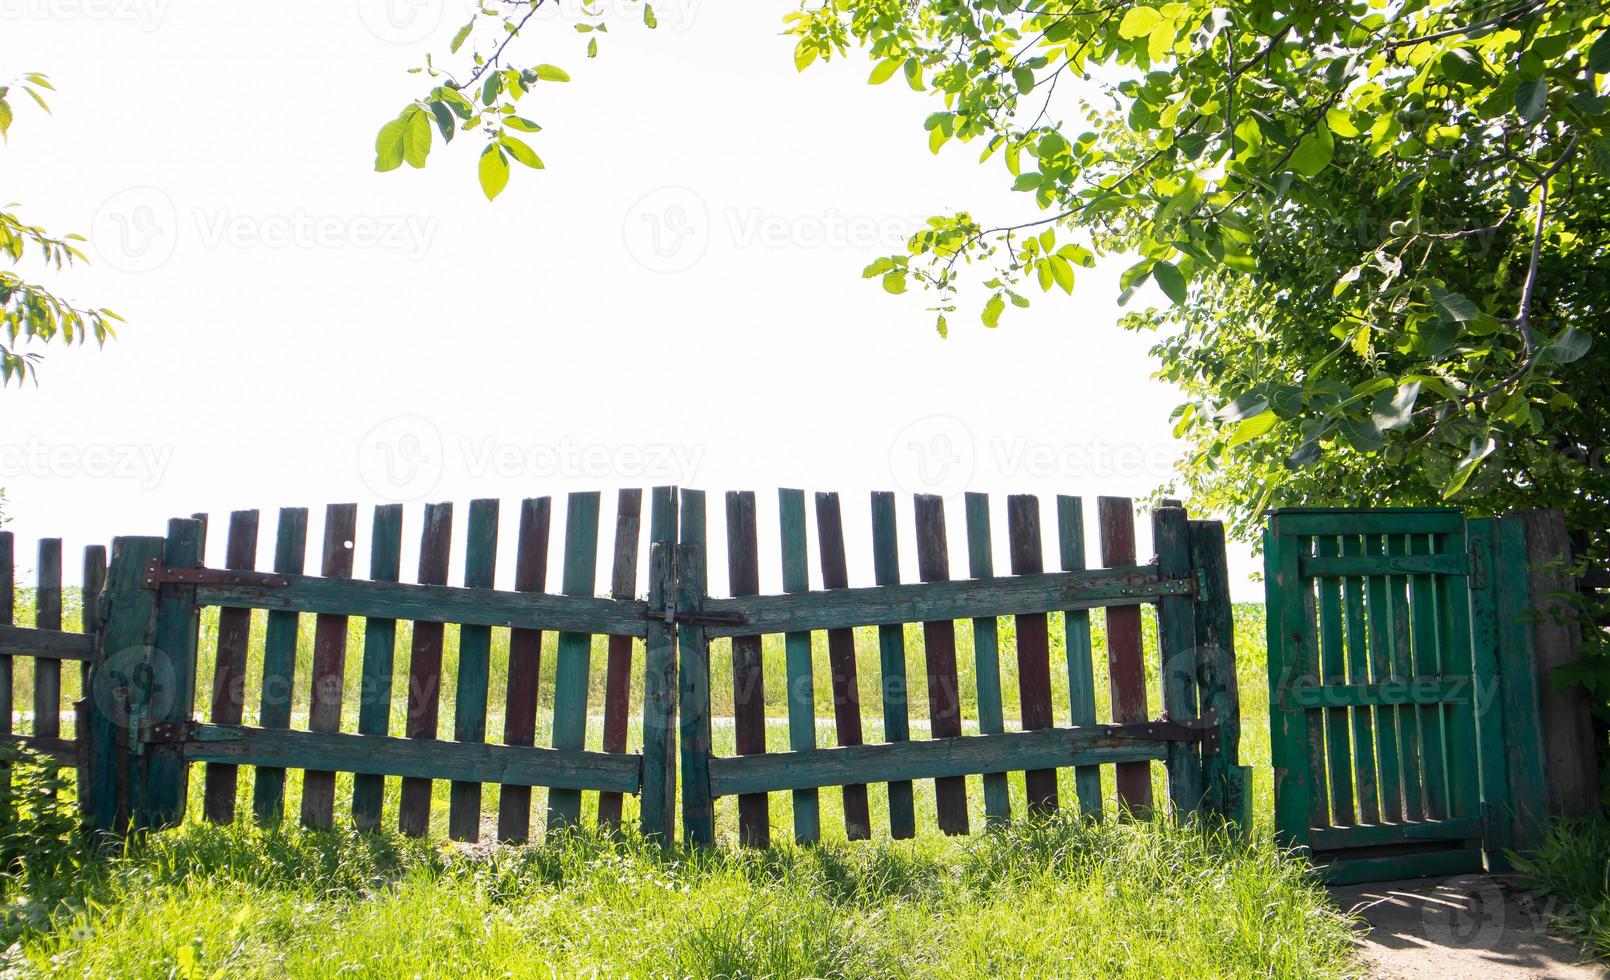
1513 819 1610 959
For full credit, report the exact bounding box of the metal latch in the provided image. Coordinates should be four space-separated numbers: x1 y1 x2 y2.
143 560 289 590
639 605 748 628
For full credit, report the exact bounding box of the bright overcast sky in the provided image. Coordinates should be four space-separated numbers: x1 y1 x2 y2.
0 0 1261 597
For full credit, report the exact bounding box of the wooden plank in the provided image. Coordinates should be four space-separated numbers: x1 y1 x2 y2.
1008 495 1059 814
1056 497 1102 818
193 573 644 636
1188 520 1243 825
869 492 916 839
1493 516 1550 850
964 493 1011 826
253 509 309 824
397 502 452 837
1435 524 1480 828
708 726 1170 798
699 565 1187 638
596 489 643 828
186 724 639 794
301 503 359 830
1408 533 1449 819
1151 507 1202 816
1363 534 1405 823
203 511 260 825
1465 519 1512 863
1299 537 1330 829
1300 553 1469 578
1098 496 1151 815
778 488 821 843
1283 680 1475 708
547 492 601 832
496 497 552 842
1344 536 1380 824
143 518 202 828
1317 847 1483 886
447 499 499 842
352 504 403 831
0 625 94 661
85 537 165 835
33 539 62 749
1315 536 1355 825
1310 816 1484 851
77 544 107 799
1520 509 1600 817
815 491 871 840
0 532 12 768
1267 511 1465 536
676 491 714 845
1266 518 1315 849
638 487 678 842
725 491 770 847
1387 534 1425 822
914 494 969 835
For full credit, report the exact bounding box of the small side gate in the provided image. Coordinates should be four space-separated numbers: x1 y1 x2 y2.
1265 508 1551 883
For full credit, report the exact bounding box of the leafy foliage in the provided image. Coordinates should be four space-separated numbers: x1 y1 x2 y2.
0 746 87 902
1 72 119 386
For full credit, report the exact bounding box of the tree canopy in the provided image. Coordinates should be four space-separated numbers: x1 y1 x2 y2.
383 0 1609 524
1 72 118 386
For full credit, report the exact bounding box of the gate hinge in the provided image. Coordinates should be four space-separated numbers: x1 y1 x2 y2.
142 719 193 745
143 560 289 590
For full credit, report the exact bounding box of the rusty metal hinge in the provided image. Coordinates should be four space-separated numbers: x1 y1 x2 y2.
143 559 289 590
143 720 193 745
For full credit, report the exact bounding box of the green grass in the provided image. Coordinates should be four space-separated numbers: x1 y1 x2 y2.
7 816 1356 978
1513 819 1610 960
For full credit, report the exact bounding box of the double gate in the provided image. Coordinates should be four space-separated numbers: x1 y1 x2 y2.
1265 508 1552 883
7 487 1249 845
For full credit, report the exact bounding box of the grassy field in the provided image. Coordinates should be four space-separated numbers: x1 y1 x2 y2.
0 589 1367 977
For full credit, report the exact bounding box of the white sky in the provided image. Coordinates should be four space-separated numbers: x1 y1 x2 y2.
0 0 1261 598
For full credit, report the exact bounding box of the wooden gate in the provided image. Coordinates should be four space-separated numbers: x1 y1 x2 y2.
1264 508 1552 884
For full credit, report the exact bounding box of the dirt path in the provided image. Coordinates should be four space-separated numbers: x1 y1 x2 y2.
1332 875 1605 978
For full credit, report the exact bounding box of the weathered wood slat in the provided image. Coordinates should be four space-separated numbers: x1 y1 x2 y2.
448 499 499 842
1189 520 1243 825
1265 518 1315 848
1316 535 1355 825
77 544 107 794
186 724 639 794
1301 553 1469 578
193 573 645 636
1099 497 1151 814
302 504 358 830
1316 847 1484 886
1362 534 1404 823
914 494 969 836
1299 537 1331 829
203 511 260 825
398 502 452 837
1265 510 1465 536
497 497 551 843
725 491 770 847
0 533 13 762
1465 519 1512 863
700 564 1184 638
677 491 714 845
778 488 821 843
34 539 62 747
0 624 94 661
1492 516 1550 850
596 489 643 828
1436 525 1481 829
548 492 601 832
815 491 871 840
637 487 678 842
964 493 1010 826
1339 536 1379 824
1056 497 1102 818
1408 534 1449 819
1386 534 1425 822
1008 495 1058 814
708 726 1171 798
253 508 309 824
87 537 165 834
1309 816 1484 851
0 732 76 763
144 518 202 828
1152 507 1202 816
352 504 403 831
869 492 916 840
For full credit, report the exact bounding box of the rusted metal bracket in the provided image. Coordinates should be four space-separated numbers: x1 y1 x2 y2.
1109 719 1214 743
142 559 288 590
143 719 193 745
639 604 748 629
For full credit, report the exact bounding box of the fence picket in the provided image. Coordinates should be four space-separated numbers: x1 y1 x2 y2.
1151 507 1202 815
302 504 358 830
498 497 551 842
677 490 714 844
870 492 916 839
1386 533 1424 821
1098 497 1151 814
1055 497 1102 817
1007 496 1059 815
352 504 403 831
548 492 602 832
1362 534 1403 822
448 499 500 841
1408 534 1449 819
914 494 969 836
597 489 643 828
725 491 770 847
1315 535 1354 825
34 540 62 751
963 493 1011 826
1339 535 1379 824
145 518 202 828
778 488 821 843
815 492 871 841
399 502 453 837
204 511 259 824
254 509 308 824
638 487 679 841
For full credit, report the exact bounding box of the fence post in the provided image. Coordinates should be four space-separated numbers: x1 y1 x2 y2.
1516 508 1601 818
677 514 715 844
84 536 165 838
140 518 202 829
1152 506 1203 815
1189 519 1248 828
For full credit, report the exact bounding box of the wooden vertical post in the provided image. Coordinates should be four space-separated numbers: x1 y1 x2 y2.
1151 507 1203 816
496 497 551 843
1056 497 1103 818
397 502 452 837
142 518 202 829
1491 515 1550 850
964 492 1011 826
447 499 499 841
352 504 403 832
203 511 259 824
0 532 12 795
1099 497 1152 815
725 490 770 847
913 493 969 836
1007 495 1059 815
638 487 679 842
597 489 643 828
814 492 872 840
547 492 601 832
76 544 107 813
1187 520 1245 827
34 540 62 755
677 490 714 845
301 504 359 830
254 508 309 824
870 492 917 839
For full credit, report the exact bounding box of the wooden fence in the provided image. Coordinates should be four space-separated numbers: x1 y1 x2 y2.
2 488 1249 846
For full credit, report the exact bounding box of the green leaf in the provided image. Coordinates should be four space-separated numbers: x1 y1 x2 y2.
903 57 924 91
478 144 510 200
862 256 897 278
1323 107 1359 138
1515 79 1548 123
401 106 432 168
882 270 908 294
533 64 571 82
982 292 1005 328
427 102 456 143
1443 436 1497 498
1118 6 1161 40
1227 410 1278 447
504 116 542 133
1592 30 1610 73
450 19 473 54
0 100 11 141
499 134 544 169
1544 326 1592 364
374 117 406 172
1013 67 1034 93
1338 416 1383 452
1214 391 1269 422
1370 381 1421 431
643 4 657 28
868 58 901 85
1049 255 1074 294
1011 172 1042 191
795 40 817 71
482 72 502 106
1152 260 1187 304
1428 284 1479 321
1289 124 1335 177
588 37 598 58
